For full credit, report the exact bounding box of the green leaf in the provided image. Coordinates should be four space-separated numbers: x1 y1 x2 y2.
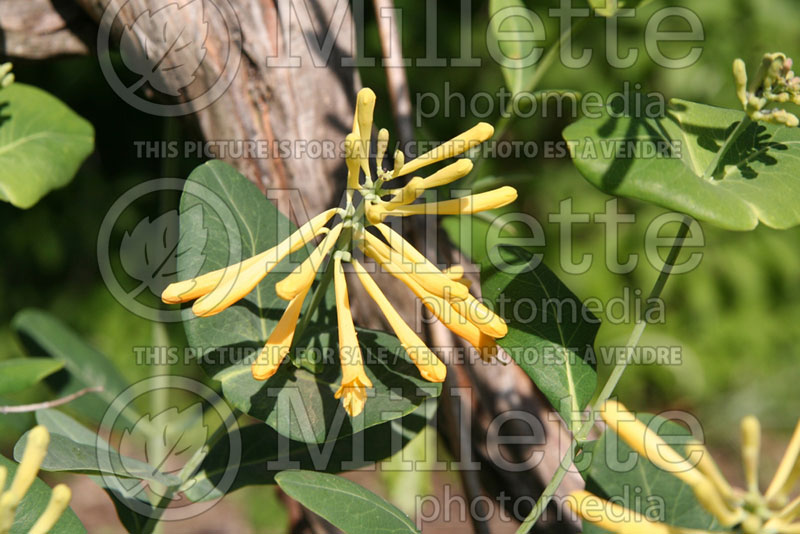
0 454 86 534
488 0 542 95
0 358 64 395
176 161 440 444
584 413 722 531
481 246 598 430
0 83 94 208
276 470 419 534
14 409 180 487
563 98 800 230
586 0 654 17
184 408 429 502
12 309 139 426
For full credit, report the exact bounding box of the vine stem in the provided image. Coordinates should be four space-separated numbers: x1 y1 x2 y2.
0 386 104 414
702 116 752 180
514 215 694 534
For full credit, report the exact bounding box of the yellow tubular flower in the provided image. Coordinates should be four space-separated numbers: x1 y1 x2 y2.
567 490 713 534
373 224 469 300
9 425 49 503
351 258 446 383
395 123 494 177
376 128 390 167
418 158 474 189
275 223 343 301
383 177 425 210
333 256 373 417
741 416 761 494
0 491 17 532
600 401 742 526
442 265 464 280
449 293 508 338
356 89 376 149
345 133 362 190
766 419 800 503
28 484 72 534
685 441 737 503
368 186 517 221
364 232 466 302
362 240 497 360
163 207 337 305
0 465 6 494
252 282 313 380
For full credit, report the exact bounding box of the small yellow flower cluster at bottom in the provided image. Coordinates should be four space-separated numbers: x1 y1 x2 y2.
567 401 800 534
0 426 72 534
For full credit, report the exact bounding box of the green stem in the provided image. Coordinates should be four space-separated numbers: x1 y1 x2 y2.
290 253 337 364
702 115 752 180
514 215 693 534
471 19 586 182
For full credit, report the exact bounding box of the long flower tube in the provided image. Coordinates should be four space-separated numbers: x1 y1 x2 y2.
351 258 446 383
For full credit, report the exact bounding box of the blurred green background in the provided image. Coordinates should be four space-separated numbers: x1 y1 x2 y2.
1 0 799 529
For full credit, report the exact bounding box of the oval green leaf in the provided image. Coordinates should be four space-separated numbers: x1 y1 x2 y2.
564 98 800 230
0 358 64 396
276 470 419 534
0 83 94 208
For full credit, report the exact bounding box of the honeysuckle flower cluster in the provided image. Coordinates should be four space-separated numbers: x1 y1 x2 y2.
568 401 800 534
0 426 72 534
162 88 516 417
734 53 800 127
0 63 13 89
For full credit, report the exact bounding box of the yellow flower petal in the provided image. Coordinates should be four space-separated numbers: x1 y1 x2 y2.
162 208 337 305
766 419 800 503
0 491 17 532
345 133 362 190
333 256 372 417
600 401 706 486
351 258 446 383
374 223 469 300
685 441 737 504
566 490 711 534
376 128 390 168
252 282 313 381
419 159 474 189
396 123 494 177
191 258 273 317
443 265 464 280
362 240 490 357
28 484 72 534
10 425 49 504
741 416 761 494
600 400 741 527
275 223 343 301
449 293 508 338
369 186 517 221
382 177 425 209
